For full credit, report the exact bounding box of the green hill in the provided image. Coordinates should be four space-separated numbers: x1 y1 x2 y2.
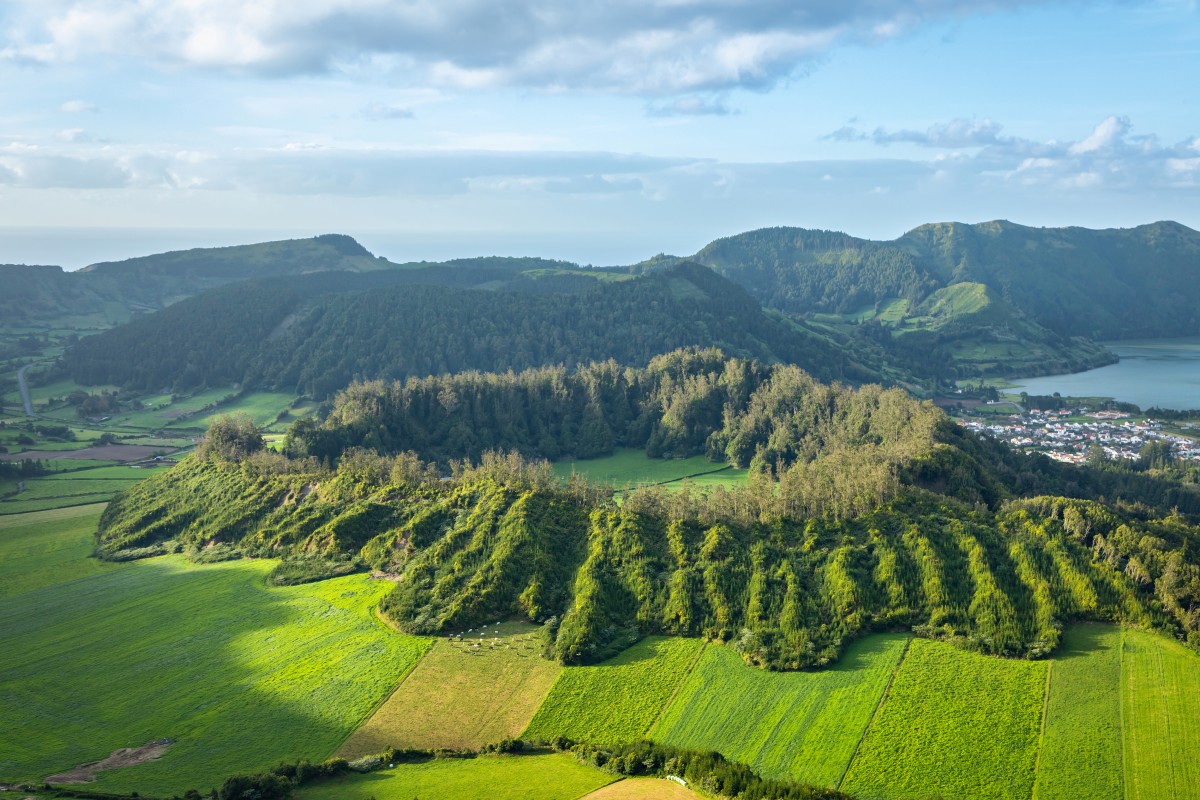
686 220 1200 378
62 264 871 397
95 352 1200 671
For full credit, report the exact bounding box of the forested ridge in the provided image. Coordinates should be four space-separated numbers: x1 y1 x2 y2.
690 219 1200 339
63 263 871 397
98 351 1200 670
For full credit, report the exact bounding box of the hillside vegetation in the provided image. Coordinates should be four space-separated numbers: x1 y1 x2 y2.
96 353 1200 670
681 219 1200 378
64 264 867 397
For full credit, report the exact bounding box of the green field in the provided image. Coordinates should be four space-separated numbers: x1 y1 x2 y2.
0 466 166 515
1035 624 1123 800
651 634 909 787
0 504 115 598
523 637 704 744
553 449 746 491
1123 628 1200 799
295 753 614 800
0 549 430 795
842 638 1047 800
174 391 304 430
338 622 561 757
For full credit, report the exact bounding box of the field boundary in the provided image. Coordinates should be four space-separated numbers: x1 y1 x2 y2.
0 498 110 516
1031 659 1054 798
328 614 434 759
1119 627 1127 800
836 634 912 789
647 640 708 735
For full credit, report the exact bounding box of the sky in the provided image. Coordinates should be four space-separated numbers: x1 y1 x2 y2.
0 0 1197 268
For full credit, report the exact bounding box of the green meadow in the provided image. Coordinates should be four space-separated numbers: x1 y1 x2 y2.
0 466 167 515
1035 624 1123 800
1123 628 1200 800
651 634 909 787
0 543 429 795
294 753 614 800
0 504 114 597
842 638 1047 800
553 448 747 491
523 636 704 744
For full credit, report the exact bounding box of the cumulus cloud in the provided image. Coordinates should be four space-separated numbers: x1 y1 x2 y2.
827 115 1200 191
827 117 1005 147
1 0 1052 93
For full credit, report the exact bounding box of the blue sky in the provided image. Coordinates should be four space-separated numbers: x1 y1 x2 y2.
0 0 1197 267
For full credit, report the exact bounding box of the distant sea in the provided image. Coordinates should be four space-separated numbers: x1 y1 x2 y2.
0 227 678 271
1009 338 1200 411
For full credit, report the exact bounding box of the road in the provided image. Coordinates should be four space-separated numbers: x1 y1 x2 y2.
16 363 34 416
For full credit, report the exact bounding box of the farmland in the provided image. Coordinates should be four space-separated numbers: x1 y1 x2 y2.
523 637 704 744
0 503 114 597
1123 628 1200 799
293 753 614 800
841 638 1047 800
651 634 909 787
0 546 429 795
338 621 560 757
1034 624 1123 800
1 464 168 515
582 778 703 799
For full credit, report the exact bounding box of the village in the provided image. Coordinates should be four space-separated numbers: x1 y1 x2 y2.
955 407 1200 464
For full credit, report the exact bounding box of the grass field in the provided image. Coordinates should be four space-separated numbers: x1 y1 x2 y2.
0 465 166 515
0 552 430 795
651 634 909 787
842 638 1047 800
338 621 561 757
176 391 303 430
523 637 703 744
1034 624 1123 800
1123 628 1200 800
294 753 614 800
0 504 114 598
582 777 701 798
553 449 747 491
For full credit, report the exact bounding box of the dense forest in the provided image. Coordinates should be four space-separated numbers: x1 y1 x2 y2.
63 264 871 397
97 352 1200 670
690 220 1200 339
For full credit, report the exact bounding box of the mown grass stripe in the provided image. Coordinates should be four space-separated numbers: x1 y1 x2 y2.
837 634 911 790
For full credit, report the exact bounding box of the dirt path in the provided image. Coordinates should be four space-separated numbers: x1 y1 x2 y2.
16 364 34 416
45 740 173 784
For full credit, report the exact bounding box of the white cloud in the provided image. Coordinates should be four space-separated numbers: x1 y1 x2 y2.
0 0 1055 92
59 99 98 113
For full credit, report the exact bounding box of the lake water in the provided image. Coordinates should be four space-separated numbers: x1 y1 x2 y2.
1010 338 1200 411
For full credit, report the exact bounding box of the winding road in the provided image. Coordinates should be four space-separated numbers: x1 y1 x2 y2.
16 363 34 416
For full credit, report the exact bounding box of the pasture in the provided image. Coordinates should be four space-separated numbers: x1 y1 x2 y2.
523 637 703 744
841 638 1047 800
0 503 113 597
1123 628 1200 799
553 449 747 491
651 634 909 787
0 550 429 796
338 621 560 757
1034 624 1123 800
294 753 614 800
0 464 166 515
